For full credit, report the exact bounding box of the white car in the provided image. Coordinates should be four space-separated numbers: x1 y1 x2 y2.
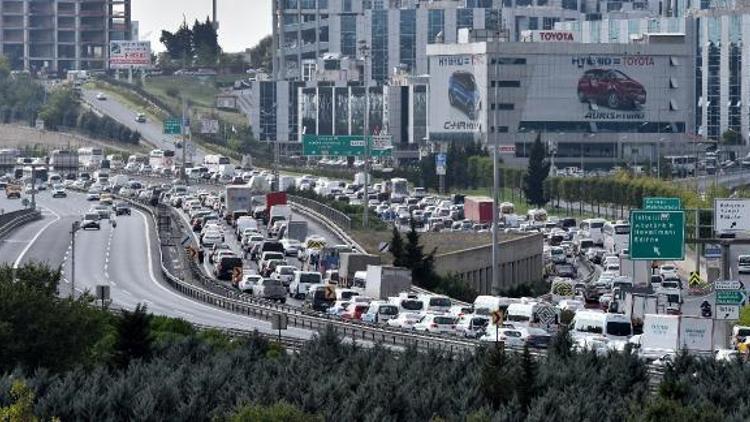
201 231 223 247
281 238 301 256
480 328 526 346
96 92 107 100
271 265 296 286
387 313 422 329
557 299 585 312
658 264 678 278
238 274 263 293
413 314 458 334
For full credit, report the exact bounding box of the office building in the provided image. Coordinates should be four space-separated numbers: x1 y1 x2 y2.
0 0 132 74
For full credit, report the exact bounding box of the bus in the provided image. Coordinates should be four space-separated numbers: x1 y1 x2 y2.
580 218 607 245
665 155 697 177
106 154 124 169
390 178 409 203
203 154 230 172
23 166 48 184
78 148 103 169
603 220 630 254
149 149 176 170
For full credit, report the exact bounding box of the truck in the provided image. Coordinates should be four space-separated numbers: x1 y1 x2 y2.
283 220 308 241
623 292 658 332
268 204 292 230
338 253 381 287
619 256 652 286
265 192 288 220
225 185 254 224
464 196 494 224
248 175 270 192
638 314 714 357
241 154 253 170
364 265 412 300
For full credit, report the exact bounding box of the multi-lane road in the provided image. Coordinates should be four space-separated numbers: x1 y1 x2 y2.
0 190 314 338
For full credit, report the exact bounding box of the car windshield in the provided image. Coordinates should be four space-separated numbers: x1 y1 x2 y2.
590 222 605 229
471 318 489 327
340 291 358 300
262 279 281 287
737 328 750 337
84 213 98 220
434 316 457 325
401 300 423 311
429 297 451 307
300 274 322 284
740 257 750 265
606 321 632 337
379 305 398 315
280 267 294 275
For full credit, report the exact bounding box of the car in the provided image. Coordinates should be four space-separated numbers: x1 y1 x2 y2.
80 213 100 230
480 328 526 346
576 68 646 110
738 255 750 274
340 303 370 320
387 312 423 329
252 278 286 302
455 314 490 338
414 313 458 334
271 265 296 286
238 274 263 293
100 193 114 206
326 300 351 317
51 187 67 198
280 238 301 256
214 256 243 281
714 348 739 362
86 192 100 201
361 301 399 324
448 70 481 120
96 92 107 100
135 112 146 123
92 204 111 220
201 231 223 247
114 202 131 216
658 264 678 279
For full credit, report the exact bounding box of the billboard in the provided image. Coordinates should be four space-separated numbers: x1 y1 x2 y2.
429 54 487 135
520 54 669 123
200 119 219 134
109 41 152 69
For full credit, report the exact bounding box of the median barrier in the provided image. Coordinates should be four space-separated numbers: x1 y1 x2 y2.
0 208 43 239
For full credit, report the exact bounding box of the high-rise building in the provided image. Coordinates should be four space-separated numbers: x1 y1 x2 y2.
0 0 132 74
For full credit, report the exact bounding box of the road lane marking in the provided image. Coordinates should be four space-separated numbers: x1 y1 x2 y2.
13 207 61 269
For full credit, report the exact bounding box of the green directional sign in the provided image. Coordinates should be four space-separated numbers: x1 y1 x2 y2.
643 197 682 211
163 118 182 135
716 290 746 305
630 210 685 260
302 135 392 157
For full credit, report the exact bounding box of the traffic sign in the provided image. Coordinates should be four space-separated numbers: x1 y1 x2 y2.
716 290 746 306
537 306 557 326
714 199 750 233
689 271 703 288
181 235 191 246
163 118 182 135
232 266 243 284
435 153 447 176
324 284 336 300
378 242 390 253
496 144 516 155
643 197 681 211
185 245 197 259
629 210 685 260
302 135 392 157
490 309 505 325
715 280 744 290
704 244 721 259
716 304 740 320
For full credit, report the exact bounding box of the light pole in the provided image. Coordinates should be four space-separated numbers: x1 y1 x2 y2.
70 221 80 298
491 79 500 294
180 96 189 186
359 40 371 229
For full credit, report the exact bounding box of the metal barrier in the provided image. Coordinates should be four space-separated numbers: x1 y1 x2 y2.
287 195 352 231
0 208 43 239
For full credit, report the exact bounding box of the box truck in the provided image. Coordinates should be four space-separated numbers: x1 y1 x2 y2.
464 196 494 224
639 314 714 357
364 265 412 300
284 220 308 241
225 185 254 223
338 253 381 287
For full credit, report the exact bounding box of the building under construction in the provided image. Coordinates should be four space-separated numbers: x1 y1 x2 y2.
0 0 132 74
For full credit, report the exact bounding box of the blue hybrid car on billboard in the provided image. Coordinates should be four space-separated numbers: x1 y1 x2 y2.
448 71 481 120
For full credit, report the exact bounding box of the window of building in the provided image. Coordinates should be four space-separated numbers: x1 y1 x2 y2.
340 14 356 57
495 57 526 65
496 103 514 110
495 80 521 88
457 9 474 31
371 10 388 82
399 9 416 72
428 10 445 44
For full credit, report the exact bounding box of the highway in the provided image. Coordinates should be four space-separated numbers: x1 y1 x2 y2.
0 190 314 338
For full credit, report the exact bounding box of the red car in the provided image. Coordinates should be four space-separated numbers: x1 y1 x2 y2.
577 69 646 110
340 303 369 320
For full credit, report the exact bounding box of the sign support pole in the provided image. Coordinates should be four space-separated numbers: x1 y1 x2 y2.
491 83 500 295
360 42 370 229
695 209 700 275
181 97 188 186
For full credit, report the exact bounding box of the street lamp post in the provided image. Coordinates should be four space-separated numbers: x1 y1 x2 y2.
359 40 371 229
491 81 500 294
70 221 80 298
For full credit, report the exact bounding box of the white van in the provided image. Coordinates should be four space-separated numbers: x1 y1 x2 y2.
352 270 367 288
506 301 560 327
571 310 632 341
419 294 452 313
289 271 322 300
739 255 750 274
579 218 607 245
389 292 424 314
473 295 516 316
235 216 259 238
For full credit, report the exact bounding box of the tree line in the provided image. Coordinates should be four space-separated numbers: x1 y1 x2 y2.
159 18 220 69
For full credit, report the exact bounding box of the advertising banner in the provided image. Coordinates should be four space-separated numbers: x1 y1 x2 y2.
200 119 219 134
429 54 487 135
109 41 152 69
521 54 669 123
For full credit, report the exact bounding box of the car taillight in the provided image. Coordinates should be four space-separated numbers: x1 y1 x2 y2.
431 323 438 328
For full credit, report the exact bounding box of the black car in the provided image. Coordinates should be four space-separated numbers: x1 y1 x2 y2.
114 202 131 216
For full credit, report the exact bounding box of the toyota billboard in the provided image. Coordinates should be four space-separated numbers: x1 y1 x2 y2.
429 53 487 137
520 54 673 123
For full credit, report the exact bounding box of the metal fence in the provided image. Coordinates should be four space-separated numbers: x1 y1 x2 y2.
0 208 42 239
288 195 352 231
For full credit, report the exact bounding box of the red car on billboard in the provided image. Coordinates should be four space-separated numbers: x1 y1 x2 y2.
577 69 646 110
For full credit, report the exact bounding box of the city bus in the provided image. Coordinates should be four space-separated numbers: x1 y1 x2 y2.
203 154 230 172
78 148 103 169
390 178 409 203
603 220 630 254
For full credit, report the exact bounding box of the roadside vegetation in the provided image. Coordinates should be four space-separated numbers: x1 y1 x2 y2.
2 264 749 420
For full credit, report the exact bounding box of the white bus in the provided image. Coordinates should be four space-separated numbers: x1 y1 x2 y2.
149 149 176 170
78 148 103 169
390 178 409 203
203 154 230 172
579 218 607 246
603 220 630 254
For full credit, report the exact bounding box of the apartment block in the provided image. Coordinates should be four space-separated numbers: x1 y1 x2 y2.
0 0 132 74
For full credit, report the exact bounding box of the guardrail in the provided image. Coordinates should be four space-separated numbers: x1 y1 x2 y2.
0 208 42 239
287 195 352 231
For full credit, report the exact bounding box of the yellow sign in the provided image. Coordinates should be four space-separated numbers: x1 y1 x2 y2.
689 271 704 288
491 310 505 325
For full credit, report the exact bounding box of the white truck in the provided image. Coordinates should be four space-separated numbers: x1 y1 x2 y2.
364 265 412 300
225 185 254 222
637 314 714 357
623 292 658 329
268 204 292 230
619 256 652 286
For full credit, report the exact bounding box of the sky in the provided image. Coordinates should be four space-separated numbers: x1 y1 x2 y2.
132 0 273 53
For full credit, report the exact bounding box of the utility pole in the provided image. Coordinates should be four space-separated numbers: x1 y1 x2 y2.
359 41 370 229
491 82 500 294
70 221 79 298
181 96 188 185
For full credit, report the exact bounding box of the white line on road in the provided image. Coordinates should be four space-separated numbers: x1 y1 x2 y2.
13 207 61 269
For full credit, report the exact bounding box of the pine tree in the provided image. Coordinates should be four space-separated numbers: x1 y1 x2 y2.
404 218 437 288
515 345 537 412
523 133 550 208
479 345 515 409
112 304 153 369
390 226 406 268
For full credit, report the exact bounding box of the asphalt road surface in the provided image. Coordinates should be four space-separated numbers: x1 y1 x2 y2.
0 189 314 338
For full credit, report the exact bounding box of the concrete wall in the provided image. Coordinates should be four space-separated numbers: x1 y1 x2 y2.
0 124 142 153
434 233 544 295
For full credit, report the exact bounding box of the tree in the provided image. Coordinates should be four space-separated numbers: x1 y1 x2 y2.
246 35 273 72
523 133 550 207
738 305 750 326
160 20 194 66
192 17 220 66
0 380 38 422
111 303 153 369
479 345 515 409
722 129 742 145
0 55 10 79
230 402 322 422
404 219 437 288
515 346 537 411
389 226 406 268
